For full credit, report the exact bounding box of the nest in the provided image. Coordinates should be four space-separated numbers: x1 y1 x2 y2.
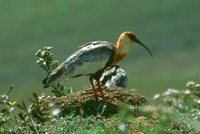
37 87 147 117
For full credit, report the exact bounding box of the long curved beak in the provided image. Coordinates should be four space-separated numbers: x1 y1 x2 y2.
134 38 153 57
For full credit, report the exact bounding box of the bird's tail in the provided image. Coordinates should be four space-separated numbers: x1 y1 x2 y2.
42 62 73 88
42 76 51 88
42 67 64 88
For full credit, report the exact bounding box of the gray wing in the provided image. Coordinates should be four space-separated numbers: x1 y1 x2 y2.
78 41 113 49
43 41 115 87
65 41 115 77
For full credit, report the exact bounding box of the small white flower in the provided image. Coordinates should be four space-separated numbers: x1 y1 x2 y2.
0 94 8 100
38 93 46 100
41 51 46 57
35 49 42 56
51 108 61 116
36 58 44 63
162 88 179 96
183 89 191 95
186 81 195 88
153 94 160 99
194 116 199 120
46 46 53 50
194 99 200 104
177 103 184 109
9 107 15 112
118 123 126 132
195 84 200 89
43 61 46 65
141 105 156 113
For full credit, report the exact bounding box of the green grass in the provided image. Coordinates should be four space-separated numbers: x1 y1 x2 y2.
1 80 200 133
0 0 200 100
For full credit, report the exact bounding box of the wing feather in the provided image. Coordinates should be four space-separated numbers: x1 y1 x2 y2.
43 41 115 87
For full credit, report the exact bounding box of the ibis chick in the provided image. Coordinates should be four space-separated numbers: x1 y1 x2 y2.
99 65 128 89
43 31 153 97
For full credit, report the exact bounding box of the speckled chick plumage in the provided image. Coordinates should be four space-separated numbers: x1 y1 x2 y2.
99 65 128 88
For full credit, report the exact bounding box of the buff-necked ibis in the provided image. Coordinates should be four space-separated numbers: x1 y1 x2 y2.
43 31 153 97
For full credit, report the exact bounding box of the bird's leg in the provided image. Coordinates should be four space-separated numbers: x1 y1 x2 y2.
96 79 118 105
96 79 105 98
89 76 99 98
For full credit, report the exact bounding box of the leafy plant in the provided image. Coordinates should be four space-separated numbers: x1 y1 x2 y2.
35 46 72 97
153 81 200 111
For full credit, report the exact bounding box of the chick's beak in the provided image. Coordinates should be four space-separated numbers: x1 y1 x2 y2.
134 38 153 57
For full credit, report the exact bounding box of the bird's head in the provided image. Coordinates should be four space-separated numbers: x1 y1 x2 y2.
118 31 153 57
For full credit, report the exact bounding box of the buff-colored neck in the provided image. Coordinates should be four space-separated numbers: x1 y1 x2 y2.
112 39 131 65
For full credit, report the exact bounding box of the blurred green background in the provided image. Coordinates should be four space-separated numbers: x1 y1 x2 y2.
0 0 200 100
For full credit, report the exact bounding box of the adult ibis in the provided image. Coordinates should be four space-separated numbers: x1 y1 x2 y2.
43 31 153 97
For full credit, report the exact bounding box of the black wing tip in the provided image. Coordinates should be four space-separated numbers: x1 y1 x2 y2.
42 77 50 88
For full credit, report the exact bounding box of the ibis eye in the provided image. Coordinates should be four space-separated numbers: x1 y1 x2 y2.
128 34 136 41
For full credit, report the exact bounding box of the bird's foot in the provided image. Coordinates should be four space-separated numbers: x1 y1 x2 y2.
92 84 118 105
92 89 104 98
96 91 118 105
